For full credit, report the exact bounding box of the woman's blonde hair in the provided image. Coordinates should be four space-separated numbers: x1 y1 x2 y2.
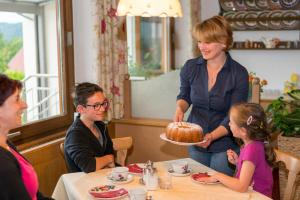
193 16 233 51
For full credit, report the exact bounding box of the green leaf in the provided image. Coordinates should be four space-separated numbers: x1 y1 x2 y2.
287 89 300 100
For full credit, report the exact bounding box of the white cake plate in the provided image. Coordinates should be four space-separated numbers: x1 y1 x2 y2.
160 133 207 146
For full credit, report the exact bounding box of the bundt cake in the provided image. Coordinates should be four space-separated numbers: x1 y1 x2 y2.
166 122 204 143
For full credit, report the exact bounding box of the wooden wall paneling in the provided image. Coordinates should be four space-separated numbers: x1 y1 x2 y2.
107 120 116 138
21 137 67 196
114 119 188 164
123 75 132 119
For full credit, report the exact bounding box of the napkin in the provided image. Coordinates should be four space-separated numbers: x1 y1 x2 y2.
90 188 128 198
127 164 143 173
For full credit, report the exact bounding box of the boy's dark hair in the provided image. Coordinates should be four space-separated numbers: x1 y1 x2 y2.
0 74 22 106
73 82 103 107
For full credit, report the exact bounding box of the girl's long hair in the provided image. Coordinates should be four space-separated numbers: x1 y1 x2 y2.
230 103 276 167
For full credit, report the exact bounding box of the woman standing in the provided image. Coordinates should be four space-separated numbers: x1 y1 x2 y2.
0 74 52 200
174 16 249 175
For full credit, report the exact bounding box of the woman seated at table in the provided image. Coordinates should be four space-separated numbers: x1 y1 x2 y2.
0 74 53 200
64 82 115 173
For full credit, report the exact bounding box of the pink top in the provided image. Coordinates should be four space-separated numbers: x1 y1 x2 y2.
236 141 273 197
10 148 39 200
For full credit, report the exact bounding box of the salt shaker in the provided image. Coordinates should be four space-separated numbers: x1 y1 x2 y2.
144 160 158 190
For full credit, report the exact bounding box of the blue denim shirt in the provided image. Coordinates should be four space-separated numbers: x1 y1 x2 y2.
177 53 249 152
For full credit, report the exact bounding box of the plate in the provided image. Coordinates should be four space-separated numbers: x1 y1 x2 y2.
233 0 247 10
219 0 235 11
281 10 299 29
160 133 207 146
168 168 192 177
255 0 269 9
244 0 256 10
232 12 246 30
279 0 299 9
107 174 134 184
257 11 269 29
191 172 220 185
89 185 129 200
244 11 257 28
268 10 283 29
223 11 235 29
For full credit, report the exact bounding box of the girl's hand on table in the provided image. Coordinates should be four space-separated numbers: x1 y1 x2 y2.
196 176 218 184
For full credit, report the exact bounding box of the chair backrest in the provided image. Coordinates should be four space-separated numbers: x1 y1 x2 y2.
274 148 300 200
59 142 65 160
249 78 261 104
112 137 133 166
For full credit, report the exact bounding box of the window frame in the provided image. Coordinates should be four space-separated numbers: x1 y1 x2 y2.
128 16 175 77
5 0 75 143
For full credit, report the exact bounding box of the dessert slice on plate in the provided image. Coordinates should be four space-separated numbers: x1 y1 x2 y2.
191 172 220 185
89 185 129 199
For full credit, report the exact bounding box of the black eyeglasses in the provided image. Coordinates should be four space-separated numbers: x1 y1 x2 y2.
85 100 109 111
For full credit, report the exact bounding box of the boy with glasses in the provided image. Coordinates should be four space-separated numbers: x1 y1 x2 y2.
64 82 114 173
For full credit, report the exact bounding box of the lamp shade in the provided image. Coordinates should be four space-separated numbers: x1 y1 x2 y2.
116 0 183 17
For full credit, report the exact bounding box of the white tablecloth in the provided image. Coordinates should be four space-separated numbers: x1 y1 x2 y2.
52 158 271 200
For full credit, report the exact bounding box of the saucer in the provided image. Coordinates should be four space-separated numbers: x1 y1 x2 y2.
168 168 192 177
107 174 134 184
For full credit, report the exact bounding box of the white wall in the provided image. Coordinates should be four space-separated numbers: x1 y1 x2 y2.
200 0 300 95
200 0 220 21
174 0 194 68
72 0 98 84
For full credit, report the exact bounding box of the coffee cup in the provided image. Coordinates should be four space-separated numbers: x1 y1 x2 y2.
129 188 147 200
171 161 188 174
111 167 129 181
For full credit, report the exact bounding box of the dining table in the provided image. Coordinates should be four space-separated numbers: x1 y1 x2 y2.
52 158 272 200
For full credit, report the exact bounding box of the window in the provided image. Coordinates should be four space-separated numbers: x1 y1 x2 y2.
0 0 74 142
127 17 174 79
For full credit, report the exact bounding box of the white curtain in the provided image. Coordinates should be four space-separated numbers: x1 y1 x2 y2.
92 0 127 120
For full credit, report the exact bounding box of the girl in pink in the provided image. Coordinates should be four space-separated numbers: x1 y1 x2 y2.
198 103 275 198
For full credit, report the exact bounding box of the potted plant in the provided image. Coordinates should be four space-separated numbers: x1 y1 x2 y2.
266 89 300 200
266 89 300 138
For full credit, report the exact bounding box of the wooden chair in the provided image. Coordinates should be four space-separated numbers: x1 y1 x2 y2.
249 78 261 104
274 148 300 200
112 136 133 166
59 142 65 160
